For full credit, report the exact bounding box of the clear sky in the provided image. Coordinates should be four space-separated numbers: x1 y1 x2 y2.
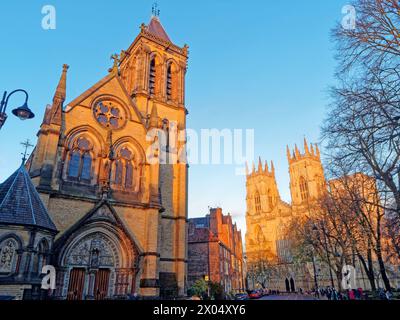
0 0 348 236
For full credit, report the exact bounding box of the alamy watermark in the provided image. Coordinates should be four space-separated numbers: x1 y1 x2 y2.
42 5 56 30
342 5 356 30
341 265 357 290
41 265 56 290
146 124 255 176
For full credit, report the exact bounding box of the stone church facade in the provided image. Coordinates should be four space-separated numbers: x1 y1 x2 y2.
22 15 188 299
245 140 326 291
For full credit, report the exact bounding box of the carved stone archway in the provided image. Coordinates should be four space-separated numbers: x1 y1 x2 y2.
56 224 138 300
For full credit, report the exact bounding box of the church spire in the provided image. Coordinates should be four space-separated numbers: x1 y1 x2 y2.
264 161 269 173
316 144 321 158
271 160 275 175
50 64 69 125
304 137 310 155
286 145 291 162
295 144 300 159
258 157 263 173
149 102 161 128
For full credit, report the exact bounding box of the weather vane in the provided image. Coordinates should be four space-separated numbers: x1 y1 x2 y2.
152 2 160 17
21 139 34 164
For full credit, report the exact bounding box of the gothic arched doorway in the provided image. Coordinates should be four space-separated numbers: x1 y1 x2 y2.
290 278 296 292
285 278 290 292
57 224 138 300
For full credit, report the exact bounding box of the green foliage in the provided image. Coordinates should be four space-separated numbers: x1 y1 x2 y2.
187 279 226 300
188 279 208 297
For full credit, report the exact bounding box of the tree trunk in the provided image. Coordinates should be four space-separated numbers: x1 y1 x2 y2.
376 252 391 291
358 253 376 291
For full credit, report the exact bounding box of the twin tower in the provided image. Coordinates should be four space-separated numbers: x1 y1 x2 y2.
245 139 327 263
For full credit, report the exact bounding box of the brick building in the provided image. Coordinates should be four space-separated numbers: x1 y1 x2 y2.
188 208 245 294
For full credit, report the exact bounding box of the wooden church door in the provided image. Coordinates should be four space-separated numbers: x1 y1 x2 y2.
67 268 86 300
94 269 111 300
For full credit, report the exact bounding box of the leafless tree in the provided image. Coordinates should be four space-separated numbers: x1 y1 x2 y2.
326 0 400 218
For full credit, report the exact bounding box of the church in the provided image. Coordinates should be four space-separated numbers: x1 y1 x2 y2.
245 140 326 291
0 13 189 300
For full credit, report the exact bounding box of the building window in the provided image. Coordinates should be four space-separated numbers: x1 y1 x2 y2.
268 190 273 210
67 137 93 182
149 57 156 95
255 192 261 213
299 177 309 201
0 239 18 274
113 147 136 190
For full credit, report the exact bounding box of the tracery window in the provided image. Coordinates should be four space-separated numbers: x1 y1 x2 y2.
255 192 261 214
94 100 125 130
0 239 18 274
113 147 136 190
299 176 309 201
268 190 273 210
67 137 93 182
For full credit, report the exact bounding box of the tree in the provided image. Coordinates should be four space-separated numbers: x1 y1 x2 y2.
327 0 400 218
187 279 208 298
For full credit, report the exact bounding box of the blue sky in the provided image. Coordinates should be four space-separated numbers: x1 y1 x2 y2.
0 0 348 235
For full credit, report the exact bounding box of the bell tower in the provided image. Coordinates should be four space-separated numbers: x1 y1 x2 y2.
288 138 326 214
117 12 190 297
245 157 281 263
118 14 189 118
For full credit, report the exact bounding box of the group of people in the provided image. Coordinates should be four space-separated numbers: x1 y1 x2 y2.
316 287 393 300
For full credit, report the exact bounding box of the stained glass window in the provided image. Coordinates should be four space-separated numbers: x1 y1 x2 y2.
68 151 81 178
81 153 92 180
115 160 123 186
125 162 133 189
94 101 124 129
67 138 93 182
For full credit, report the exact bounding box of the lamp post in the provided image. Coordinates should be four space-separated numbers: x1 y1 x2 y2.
0 89 35 130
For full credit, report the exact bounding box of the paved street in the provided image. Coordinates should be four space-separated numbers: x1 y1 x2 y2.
260 294 319 301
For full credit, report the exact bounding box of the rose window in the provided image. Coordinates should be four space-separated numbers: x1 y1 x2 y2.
94 100 125 129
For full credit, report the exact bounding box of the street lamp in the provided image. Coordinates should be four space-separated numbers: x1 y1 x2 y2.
0 89 35 130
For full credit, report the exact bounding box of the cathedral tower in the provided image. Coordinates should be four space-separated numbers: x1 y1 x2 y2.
288 138 326 214
245 158 291 263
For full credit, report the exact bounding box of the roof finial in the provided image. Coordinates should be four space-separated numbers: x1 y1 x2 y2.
21 139 34 164
152 2 160 17
109 53 121 75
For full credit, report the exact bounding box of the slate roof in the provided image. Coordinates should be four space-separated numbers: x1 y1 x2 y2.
0 165 57 232
147 16 171 42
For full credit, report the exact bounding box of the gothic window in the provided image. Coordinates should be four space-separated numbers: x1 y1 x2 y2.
34 239 50 275
299 176 309 201
113 147 136 190
94 100 125 130
166 62 179 102
166 63 172 100
0 239 18 274
255 192 261 213
67 137 93 182
268 190 273 210
68 151 81 178
149 57 156 95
